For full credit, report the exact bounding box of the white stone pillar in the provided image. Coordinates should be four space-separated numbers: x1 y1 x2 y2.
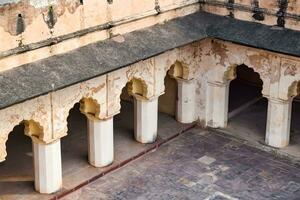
266 98 292 148
32 139 62 194
206 81 230 128
87 117 114 167
134 95 158 143
176 78 196 123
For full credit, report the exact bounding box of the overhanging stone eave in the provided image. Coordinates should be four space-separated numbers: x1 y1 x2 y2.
0 11 300 110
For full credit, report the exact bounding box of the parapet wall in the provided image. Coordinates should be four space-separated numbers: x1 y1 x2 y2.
0 0 199 71
200 0 300 31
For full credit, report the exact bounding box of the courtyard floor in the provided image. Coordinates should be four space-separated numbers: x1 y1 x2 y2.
61 127 300 200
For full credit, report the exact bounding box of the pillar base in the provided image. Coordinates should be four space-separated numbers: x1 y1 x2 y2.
134 96 158 143
87 117 114 167
33 139 62 194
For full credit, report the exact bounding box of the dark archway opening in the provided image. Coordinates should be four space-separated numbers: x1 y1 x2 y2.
226 64 267 142
158 72 178 117
61 103 89 186
116 82 135 138
0 124 34 195
289 94 300 157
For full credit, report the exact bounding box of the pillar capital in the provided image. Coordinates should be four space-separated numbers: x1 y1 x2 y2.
132 94 159 102
207 80 230 87
30 135 62 146
174 77 195 84
87 115 114 122
267 97 292 104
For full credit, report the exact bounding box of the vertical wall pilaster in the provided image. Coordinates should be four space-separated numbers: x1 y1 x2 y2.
206 81 230 128
266 98 292 148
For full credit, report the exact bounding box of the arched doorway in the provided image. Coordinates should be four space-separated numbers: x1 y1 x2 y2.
226 64 267 143
283 82 300 157
158 61 196 139
289 95 300 156
0 124 34 195
158 72 177 117
59 102 91 190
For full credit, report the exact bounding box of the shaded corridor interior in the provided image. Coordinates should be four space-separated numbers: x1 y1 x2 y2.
225 65 300 158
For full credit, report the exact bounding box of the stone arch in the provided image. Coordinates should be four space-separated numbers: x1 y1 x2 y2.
168 61 190 80
156 60 191 97
126 77 148 98
157 61 191 117
24 120 44 141
79 97 101 120
0 119 45 162
223 64 266 95
55 96 102 139
224 64 263 83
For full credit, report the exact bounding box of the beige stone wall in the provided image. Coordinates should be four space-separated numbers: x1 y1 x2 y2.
200 0 300 31
0 0 200 72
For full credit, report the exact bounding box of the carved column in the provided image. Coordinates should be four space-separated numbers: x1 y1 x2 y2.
32 139 62 194
133 95 158 143
87 117 114 167
266 98 292 148
206 81 230 128
176 78 196 123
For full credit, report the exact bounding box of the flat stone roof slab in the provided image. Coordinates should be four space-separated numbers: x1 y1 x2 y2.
0 11 300 109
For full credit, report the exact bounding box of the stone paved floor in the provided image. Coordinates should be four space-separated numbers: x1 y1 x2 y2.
62 127 300 200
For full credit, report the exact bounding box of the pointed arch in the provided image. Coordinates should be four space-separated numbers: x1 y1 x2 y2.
79 97 101 120
168 60 190 80
224 64 263 84
0 119 45 162
126 77 148 98
24 120 44 140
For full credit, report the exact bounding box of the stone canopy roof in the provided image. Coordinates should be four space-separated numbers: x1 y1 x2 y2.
0 11 299 109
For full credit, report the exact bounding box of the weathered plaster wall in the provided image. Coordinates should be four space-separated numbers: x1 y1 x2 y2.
194 38 300 127
200 0 300 31
1 36 300 162
0 0 200 72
